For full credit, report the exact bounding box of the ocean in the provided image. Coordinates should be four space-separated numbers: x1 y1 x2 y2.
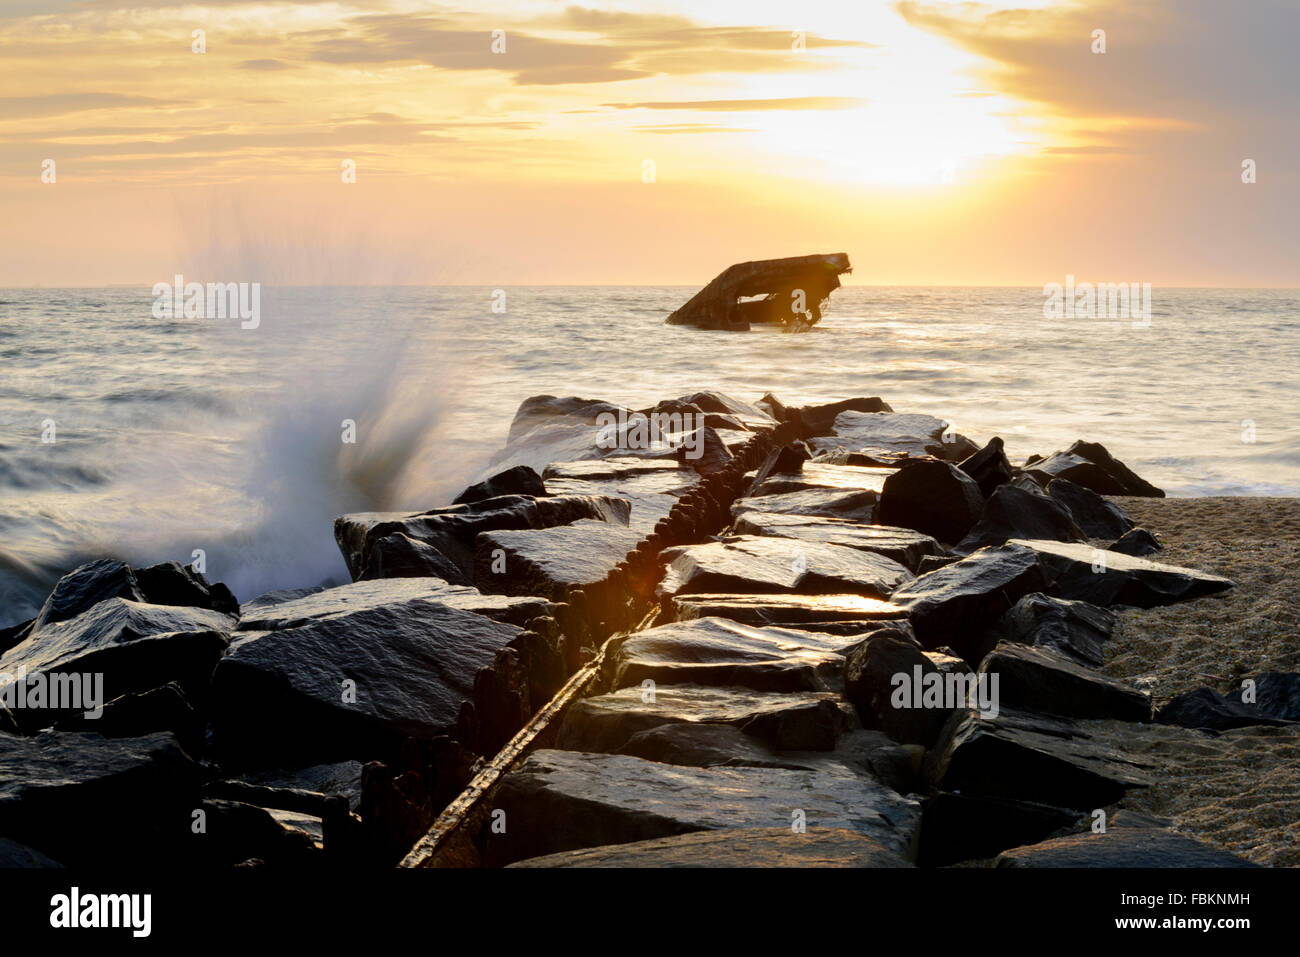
2 284 1297 626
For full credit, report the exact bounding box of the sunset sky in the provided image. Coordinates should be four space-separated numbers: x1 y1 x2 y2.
1 0 1295 286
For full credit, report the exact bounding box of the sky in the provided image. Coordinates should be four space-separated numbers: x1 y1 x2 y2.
0 0 1295 286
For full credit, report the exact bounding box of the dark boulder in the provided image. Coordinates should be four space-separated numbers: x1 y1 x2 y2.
1111 527 1162 557
1047 478 1134 538
812 412 977 462
1027 440 1164 497
920 792 1082 867
1155 675 1300 732
979 642 1151 721
359 532 471 584
134 560 239 615
1009 539 1234 608
452 465 546 505
32 559 144 631
889 544 1049 659
923 707 1152 810
878 461 984 544
953 484 1084 555
982 592 1117 668
797 397 894 435
844 633 955 746
334 493 631 581
0 730 202 866
996 814 1258 868
957 436 1013 498
54 683 204 755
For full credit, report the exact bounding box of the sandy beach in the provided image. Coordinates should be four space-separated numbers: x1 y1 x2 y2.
1097 496 1300 866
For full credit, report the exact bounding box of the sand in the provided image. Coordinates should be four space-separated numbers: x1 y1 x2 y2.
1095 496 1300 866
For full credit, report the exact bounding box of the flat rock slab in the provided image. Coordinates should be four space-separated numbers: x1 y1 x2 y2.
1009 538 1234 608
731 512 943 571
543 458 697 532
996 826 1258 868
487 749 921 866
979 642 1151 721
658 536 912 600
612 617 858 693
810 411 972 460
215 594 528 766
891 544 1050 659
670 593 907 629
509 826 912 868
924 707 1153 810
475 520 642 600
334 493 631 581
749 464 893 497
31 559 145 631
235 577 553 632
1 599 233 729
558 683 857 753
732 487 878 524
0 731 200 865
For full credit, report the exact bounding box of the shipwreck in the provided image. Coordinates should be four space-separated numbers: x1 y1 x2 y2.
665 252 851 331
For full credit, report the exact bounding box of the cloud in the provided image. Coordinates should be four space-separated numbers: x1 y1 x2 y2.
632 123 757 134
0 93 178 118
239 59 294 71
604 97 866 112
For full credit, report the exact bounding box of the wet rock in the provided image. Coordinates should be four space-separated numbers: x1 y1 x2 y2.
670 593 906 629
32 559 144 631
610 618 857 693
679 425 733 476
53 683 204 754
187 798 319 866
731 487 877 524
0 838 62 867
810 411 976 461
953 484 1083 556
1026 440 1164 497
996 814 1258 868
920 792 1082 867
616 722 797 768
0 730 201 865
957 436 1014 498
235 577 554 632
558 684 857 754
1155 675 1300 732
0 618 33 656
487 749 921 865
1111 527 1162 557
755 392 790 422
749 463 892 497
476 520 642 600
916 555 958 575
543 458 695 533
669 392 778 431
658 536 913 600
212 584 536 766
453 465 546 504
797 397 894 435
360 532 471 584
771 441 811 473
731 512 943 571
135 561 239 615
878 461 985 544
983 592 1117 668
923 707 1152 810
334 493 631 582
237 760 363 813
509 826 911 868
979 642 1151 721
1047 478 1134 538
1009 538 1234 608
890 544 1049 659
845 633 954 746
0 599 232 732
